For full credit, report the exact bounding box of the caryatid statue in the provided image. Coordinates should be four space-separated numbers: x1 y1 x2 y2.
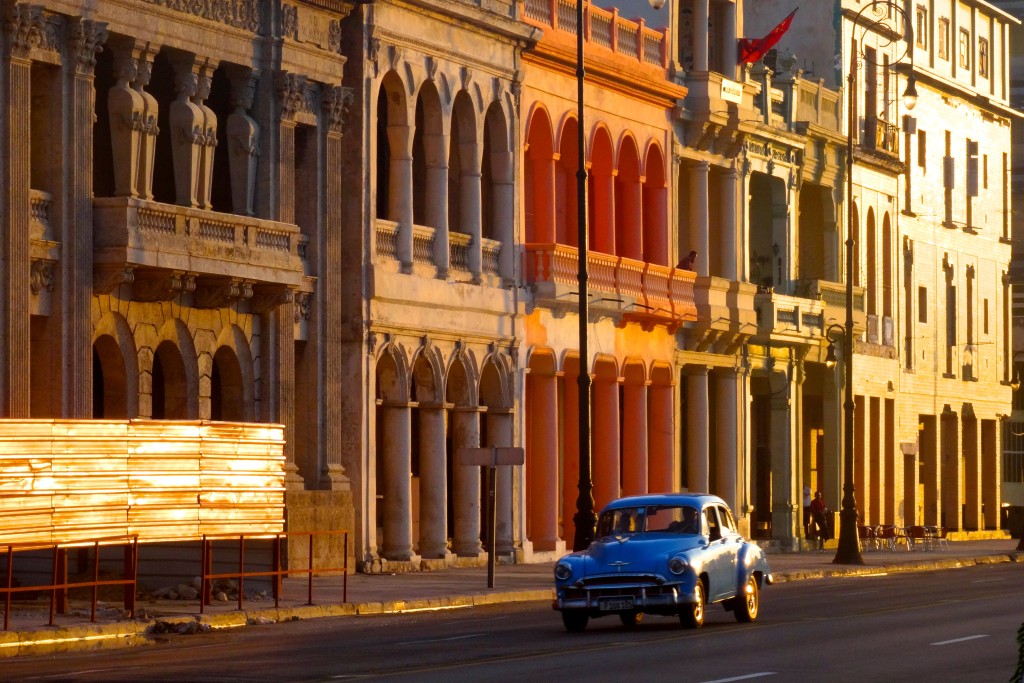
194 63 218 210
132 47 159 201
108 49 144 197
169 64 203 208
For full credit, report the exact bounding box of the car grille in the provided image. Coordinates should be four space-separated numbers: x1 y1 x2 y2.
580 573 663 586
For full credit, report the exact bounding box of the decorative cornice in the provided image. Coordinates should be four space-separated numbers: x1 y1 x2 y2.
137 0 263 34
132 270 194 302
193 279 253 309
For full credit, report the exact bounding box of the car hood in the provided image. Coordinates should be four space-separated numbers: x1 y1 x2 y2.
583 534 704 574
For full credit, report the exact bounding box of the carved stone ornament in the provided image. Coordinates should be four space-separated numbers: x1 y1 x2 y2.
328 20 341 53
250 286 291 314
137 0 263 34
323 85 353 135
387 45 403 72
68 17 108 75
93 264 135 294
193 278 253 309
30 260 55 295
425 56 438 82
368 37 381 66
293 291 311 323
4 4 61 57
460 66 473 92
131 270 194 302
276 72 308 121
282 4 298 40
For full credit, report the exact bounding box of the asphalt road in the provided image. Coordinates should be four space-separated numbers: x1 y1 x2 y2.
5 563 1022 683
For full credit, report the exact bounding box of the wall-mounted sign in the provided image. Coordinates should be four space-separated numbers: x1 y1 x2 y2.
721 78 743 104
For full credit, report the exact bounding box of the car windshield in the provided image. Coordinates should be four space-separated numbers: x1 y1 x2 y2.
597 505 701 536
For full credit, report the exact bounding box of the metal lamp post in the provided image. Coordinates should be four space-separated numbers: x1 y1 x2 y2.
572 0 666 551
833 0 918 565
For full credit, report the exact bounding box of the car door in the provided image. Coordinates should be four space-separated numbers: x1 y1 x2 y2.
714 504 742 597
701 505 730 601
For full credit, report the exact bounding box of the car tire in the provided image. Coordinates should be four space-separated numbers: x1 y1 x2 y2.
619 611 643 627
679 580 705 629
734 575 759 623
562 610 589 632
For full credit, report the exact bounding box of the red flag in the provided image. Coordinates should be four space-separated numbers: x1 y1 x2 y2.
738 8 798 65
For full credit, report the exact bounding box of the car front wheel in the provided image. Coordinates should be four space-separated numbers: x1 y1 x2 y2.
734 575 759 623
562 610 589 632
679 580 705 629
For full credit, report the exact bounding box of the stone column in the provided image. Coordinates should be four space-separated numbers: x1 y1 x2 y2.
592 375 621 511
693 0 709 72
561 365 580 539
648 381 675 492
721 0 737 78
423 131 449 276
0 7 36 416
721 166 739 281
459 139 483 279
686 368 710 492
386 122 415 271
530 149 556 243
169 58 203 208
418 404 449 558
63 18 107 418
194 60 218 210
382 403 415 561
770 367 797 545
527 372 560 550
620 174 643 261
226 69 260 217
320 85 353 491
487 409 515 554
107 41 143 198
273 72 303 225
715 369 740 511
621 380 648 496
453 407 483 556
688 161 710 276
491 151 515 282
133 45 158 201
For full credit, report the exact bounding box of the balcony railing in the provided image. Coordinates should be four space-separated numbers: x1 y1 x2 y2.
521 0 669 69
374 220 501 277
754 291 826 340
864 116 899 155
93 197 305 288
524 243 697 325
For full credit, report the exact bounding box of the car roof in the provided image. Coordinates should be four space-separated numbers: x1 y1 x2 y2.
600 493 726 511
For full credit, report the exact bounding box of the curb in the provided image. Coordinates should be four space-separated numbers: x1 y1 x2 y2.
2 553 1020 659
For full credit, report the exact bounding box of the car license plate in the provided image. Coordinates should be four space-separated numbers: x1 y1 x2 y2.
598 597 634 611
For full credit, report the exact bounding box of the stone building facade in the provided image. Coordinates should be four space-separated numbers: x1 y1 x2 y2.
1 0 1014 572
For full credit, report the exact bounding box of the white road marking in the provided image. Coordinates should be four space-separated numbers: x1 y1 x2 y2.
970 578 1004 583
396 633 486 646
932 634 989 646
844 590 880 596
700 673 777 683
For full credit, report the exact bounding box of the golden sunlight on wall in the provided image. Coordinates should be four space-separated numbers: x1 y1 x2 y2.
0 420 285 545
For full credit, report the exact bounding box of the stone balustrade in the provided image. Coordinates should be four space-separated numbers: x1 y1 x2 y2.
93 197 305 290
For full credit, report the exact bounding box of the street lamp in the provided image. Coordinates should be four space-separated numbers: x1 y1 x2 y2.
572 0 665 551
833 0 918 565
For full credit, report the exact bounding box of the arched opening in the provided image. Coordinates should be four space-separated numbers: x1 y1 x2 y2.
615 136 642 260
93 335 128 418
445 356 483 557
556 116 579 247
524 108 555 244
642 143 668 265
589 127 615 254
152 340 188 419
882 212 893 318
211 346 245 421
374 349 414 560
411 352 444 558
867 207 877 316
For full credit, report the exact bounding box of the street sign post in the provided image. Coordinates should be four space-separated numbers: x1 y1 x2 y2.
457 446 525 588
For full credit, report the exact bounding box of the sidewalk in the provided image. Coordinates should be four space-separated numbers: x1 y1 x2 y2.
1 539 1021 658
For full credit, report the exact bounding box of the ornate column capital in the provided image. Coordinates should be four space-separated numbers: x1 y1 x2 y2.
67 17 107 76
322 84 353 136
276 71 314 122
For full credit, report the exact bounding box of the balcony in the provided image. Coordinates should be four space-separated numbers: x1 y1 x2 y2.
796 278 867 335
863 116 899 155
524 243 696 330
754 290 826 343
93 197 305 303
686 277 757 353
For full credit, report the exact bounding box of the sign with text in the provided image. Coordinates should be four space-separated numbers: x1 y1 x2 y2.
720 78 743 104
457 446 525 467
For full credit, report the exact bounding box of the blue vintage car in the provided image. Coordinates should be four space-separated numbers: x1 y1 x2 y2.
553 493 773 631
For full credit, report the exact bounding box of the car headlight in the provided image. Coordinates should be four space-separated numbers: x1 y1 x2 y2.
554 562 573 581
668 557 688 575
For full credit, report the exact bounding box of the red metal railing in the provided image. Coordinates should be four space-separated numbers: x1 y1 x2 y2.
2 536 138 631
199 530 349 613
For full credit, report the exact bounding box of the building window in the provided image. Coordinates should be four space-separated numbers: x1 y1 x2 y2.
984 154 988 189
938 18 950 60
984 298 989 334
916 6 928 49
959 28 971 69
918 286 927 323
918 130 927 168
979 37 989 78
